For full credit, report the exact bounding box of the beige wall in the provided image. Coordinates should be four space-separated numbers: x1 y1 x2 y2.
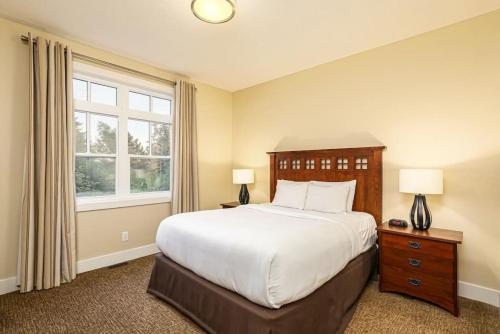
0 17 233 279
233 10 500 290
196 82 234 210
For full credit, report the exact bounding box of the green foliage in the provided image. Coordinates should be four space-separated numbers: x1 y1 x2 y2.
91 122 116 154
130 158 170 193
151 123 170 156
75 119 116 196
129 123 170 193
75 157 115 196
128 132 148 155
75 116 86 153
75 116 170 197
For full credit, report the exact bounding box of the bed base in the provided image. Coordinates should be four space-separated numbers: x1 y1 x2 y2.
147 245 377 334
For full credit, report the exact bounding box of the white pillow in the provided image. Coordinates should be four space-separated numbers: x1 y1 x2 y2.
272 180 309 209
310 180 357 211
304 183 350 213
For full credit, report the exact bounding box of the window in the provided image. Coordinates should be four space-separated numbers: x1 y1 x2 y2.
90 83 117 106
73 62 173 211
128 120 170 193
75 112 117 197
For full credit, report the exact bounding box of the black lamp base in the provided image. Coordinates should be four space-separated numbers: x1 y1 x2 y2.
239 184 249 205
410 194 432 230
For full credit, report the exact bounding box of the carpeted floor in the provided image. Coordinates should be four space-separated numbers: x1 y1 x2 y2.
0 256 498 334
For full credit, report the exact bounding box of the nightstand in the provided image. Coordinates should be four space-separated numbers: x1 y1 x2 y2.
220 201 241 209
377 223 463 316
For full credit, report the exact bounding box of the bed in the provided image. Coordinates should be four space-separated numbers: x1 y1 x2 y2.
148 146 385 333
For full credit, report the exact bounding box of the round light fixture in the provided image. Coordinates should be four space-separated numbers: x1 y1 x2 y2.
191 0 235 24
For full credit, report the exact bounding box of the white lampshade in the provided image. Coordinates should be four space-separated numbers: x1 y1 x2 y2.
233 169 254 185
399 169 443 195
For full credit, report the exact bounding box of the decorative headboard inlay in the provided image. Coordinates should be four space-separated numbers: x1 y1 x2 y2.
267 146 385 224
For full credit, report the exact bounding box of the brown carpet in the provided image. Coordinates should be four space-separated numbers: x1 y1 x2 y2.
0 256 498 334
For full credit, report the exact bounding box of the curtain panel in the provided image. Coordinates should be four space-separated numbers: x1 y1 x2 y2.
18 35 77 292
171 81 199 214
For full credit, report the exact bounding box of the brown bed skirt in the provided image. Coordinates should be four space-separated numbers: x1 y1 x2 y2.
147 245 377 334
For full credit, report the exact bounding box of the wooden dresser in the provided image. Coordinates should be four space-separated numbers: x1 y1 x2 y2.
377 223 463 316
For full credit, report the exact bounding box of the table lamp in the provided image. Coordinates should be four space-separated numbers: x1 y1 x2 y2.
399 169 443 230
233 169 254 205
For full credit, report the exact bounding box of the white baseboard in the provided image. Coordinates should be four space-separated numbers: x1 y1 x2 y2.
0 276 18 295
459 281 500 307
0 243 159 295
77 243 159 273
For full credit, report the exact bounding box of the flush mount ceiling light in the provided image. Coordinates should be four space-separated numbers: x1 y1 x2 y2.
191 0 235 24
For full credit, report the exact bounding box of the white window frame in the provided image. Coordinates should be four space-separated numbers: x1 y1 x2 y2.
73 62 174 212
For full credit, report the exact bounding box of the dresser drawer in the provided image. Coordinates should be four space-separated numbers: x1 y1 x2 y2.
380 233 454 259
380 264 455 311
381 247 454 279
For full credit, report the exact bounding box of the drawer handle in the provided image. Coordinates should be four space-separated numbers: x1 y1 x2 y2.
408 241 421 249
408 278 422 286
408 258 421 267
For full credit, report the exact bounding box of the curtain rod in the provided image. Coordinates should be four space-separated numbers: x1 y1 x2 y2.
20 35 176 87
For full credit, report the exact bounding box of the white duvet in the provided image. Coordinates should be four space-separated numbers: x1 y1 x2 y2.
156 204 377 308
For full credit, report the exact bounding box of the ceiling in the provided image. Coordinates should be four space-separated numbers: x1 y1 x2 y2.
1 0 500 92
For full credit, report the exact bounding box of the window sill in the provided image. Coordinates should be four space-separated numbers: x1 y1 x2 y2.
77 192 171 212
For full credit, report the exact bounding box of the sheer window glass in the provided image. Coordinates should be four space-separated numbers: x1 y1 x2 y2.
152 97 171 115
129 92 150 112
128 119 150 155
73 79 87 101
91 83 117 106
129 120 170 193
74 111 117 197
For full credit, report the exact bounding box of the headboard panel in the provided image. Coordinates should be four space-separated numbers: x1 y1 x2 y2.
267 146 385 224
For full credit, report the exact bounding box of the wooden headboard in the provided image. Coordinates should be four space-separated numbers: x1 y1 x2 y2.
267 146 385 224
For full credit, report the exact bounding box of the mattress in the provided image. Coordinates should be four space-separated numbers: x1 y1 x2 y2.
155 204 377 308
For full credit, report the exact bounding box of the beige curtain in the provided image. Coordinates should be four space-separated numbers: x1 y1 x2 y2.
171 81 199 214
18 35 77 292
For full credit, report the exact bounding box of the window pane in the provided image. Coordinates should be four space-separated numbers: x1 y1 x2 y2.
151 122 169 156
73 79 87 101
90 83 117 106
130 158 169 193
129 92 150 112
152 97 171 115
128 119 149 155
90 114 117 154
74 111 87 153
75 157 116 197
